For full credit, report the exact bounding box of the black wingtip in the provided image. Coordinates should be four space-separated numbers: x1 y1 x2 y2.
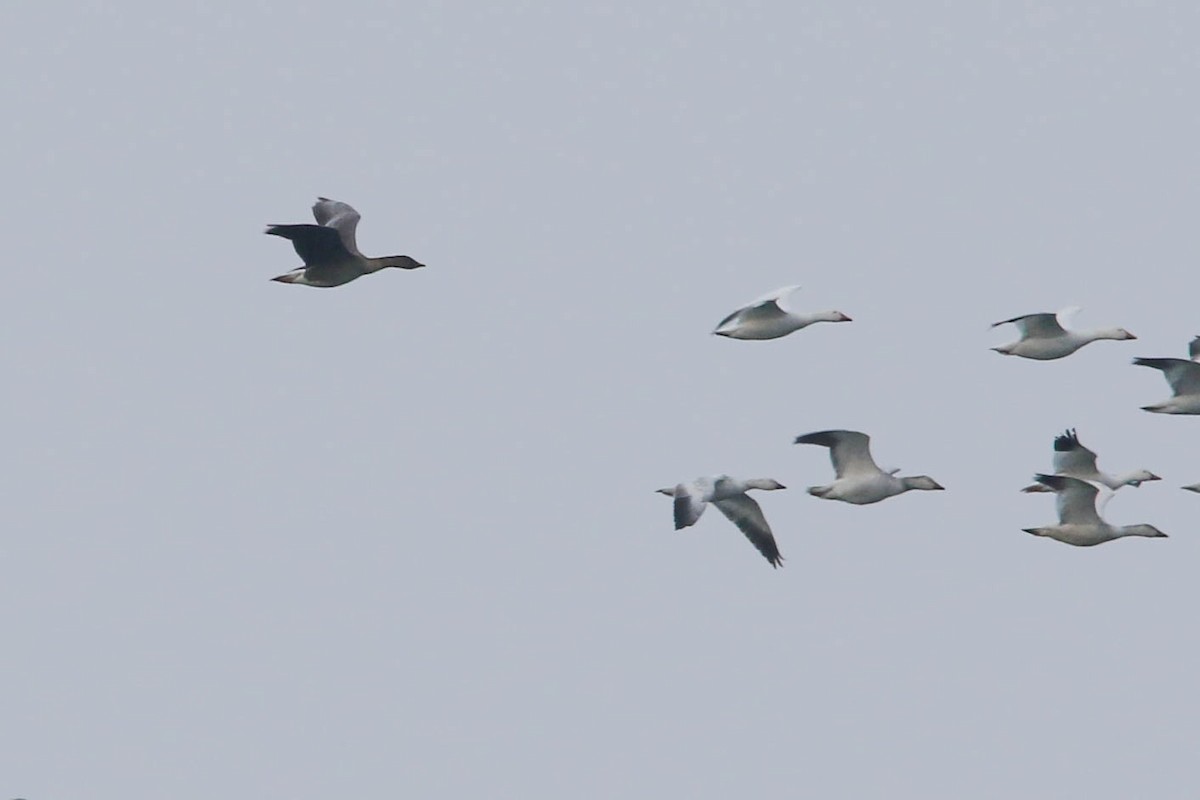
1053 428 1079 451
1032 473 1062 490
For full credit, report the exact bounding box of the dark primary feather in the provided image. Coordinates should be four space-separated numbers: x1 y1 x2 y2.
1134 357 1181 370
672 488 706 530
991 313 1034 328
794 430 843 448
990 312 1066 338
672 493 691 530
1034 473 1072 491
1053 429 1081 452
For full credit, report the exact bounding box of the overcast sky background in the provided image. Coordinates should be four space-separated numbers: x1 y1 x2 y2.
3 1 1200 797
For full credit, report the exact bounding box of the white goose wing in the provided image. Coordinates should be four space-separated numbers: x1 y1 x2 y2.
713 494 783 568
794 429 881 478
992 306 1079 339
746 284 802 308
1133 358 1200 396
715 285 801 328
1034 474 1104 525
312 197 363 254
1051 429 1099 476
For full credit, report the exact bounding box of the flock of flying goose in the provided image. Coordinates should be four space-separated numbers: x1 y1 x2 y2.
266 198 1200 567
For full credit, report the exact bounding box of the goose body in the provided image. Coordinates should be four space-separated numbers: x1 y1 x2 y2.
266 197 424 287
656 475 786 567
991 307 1135 360
713 286 851 340
1023 474 1167 546
1133 355 1200 414
794 430 943 505
1021 429 1159 493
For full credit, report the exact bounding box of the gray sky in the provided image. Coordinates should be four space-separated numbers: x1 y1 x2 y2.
3 0 1200 797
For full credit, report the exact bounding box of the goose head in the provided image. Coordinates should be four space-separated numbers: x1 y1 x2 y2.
1121 524 1168 539
745 478 787 491
1127 470 1162 487
901 476 944 491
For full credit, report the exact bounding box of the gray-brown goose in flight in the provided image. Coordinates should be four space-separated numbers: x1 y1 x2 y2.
266 197 424 287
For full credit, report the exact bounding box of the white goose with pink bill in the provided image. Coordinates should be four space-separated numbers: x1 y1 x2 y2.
990 306 1135 360
655 476 786 568
712 285 851 340
1022 474 1167 547
1020 429 1160 493
794 429 943 505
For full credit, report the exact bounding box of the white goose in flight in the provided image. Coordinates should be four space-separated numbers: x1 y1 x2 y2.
793 430 943 505
713 285 851 340
1020 429 1160 493
656 476 786 567
1023 474 1167 546
1132 337 1200 414
266 197 424 287
991 306 1135 360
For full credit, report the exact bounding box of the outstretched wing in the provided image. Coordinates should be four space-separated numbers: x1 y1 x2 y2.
265 224 349 267
713 494 783 568
1133 358 1200 396
714 286 802 330
991 310 1070 339
794 429 880 478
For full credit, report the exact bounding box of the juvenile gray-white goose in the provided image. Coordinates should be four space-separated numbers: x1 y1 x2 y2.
1023 474 1167 546
1132 351 1200 414
793 430 943 505
713 285 851 340
1020 429 1160 493
655 475 786 567
266 197 424 287
990 306 1136 360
